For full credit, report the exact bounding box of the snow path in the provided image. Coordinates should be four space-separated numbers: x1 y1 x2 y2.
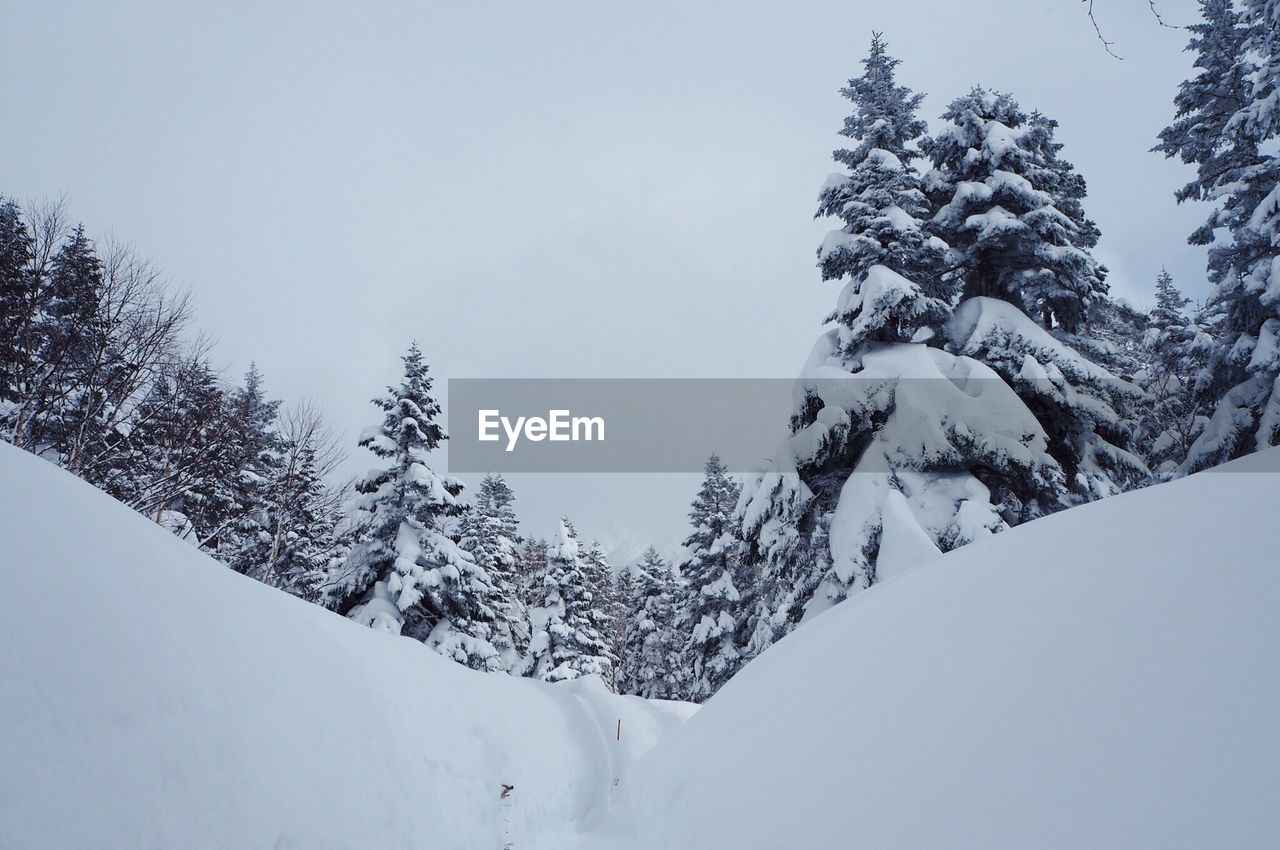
0 443 693 850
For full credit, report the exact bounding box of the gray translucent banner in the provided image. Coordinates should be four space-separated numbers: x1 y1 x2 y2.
448 379 797 473
444 376 1156 473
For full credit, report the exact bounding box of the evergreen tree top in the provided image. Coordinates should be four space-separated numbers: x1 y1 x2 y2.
834 33 927 168
1153 0 1254 201
228 364 281 433
924 86 1106 331
477 473 516 513
47 224 103 323
682 453 742 555
816 37 953 351
552 516 580 561
1151 269 1191 331
635 545 671 581
360 342 446 459
355 342 462 512
0 201 32 270
687 454 739 523
926 87 1030 177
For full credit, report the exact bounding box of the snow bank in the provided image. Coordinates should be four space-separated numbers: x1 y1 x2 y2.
5 437 1277 850
603 450 1280 850
0 443 693 850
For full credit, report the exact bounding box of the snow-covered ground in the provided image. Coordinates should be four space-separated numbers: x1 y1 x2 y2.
0 443 693 850
596 448 1280 850
2 441 1278 849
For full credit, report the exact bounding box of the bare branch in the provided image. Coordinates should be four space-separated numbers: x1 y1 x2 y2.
1148 0 1183 30
1084 0 1124 60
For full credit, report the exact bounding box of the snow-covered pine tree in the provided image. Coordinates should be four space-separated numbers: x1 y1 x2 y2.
231 401 347 600
1056 297 1150 383
1134 270 1212 478
24 224 104 459
1167 0 1280 469
459 473 526 670
460 475 520 575
924 91 1106 331
203 364 282 558
924 86 1148 500
1152 269 1191 336
738 42 1065 663
618 546 684 700
2 202 68 451
0 200 35 422
1050 295 1151 470
608 564 637 692
580 538 621 683
1153 0 1255 229
338 343 503 671
522 518 615 684
815 33 952 356
515 536 549 609
676 454 746 701
113 354 237 538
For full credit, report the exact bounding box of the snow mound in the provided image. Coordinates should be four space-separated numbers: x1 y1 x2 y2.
603 450 1280 850
0 443 693 850
5 437 1277 850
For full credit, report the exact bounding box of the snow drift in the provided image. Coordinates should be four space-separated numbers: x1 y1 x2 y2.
3 440 1278 850
601 449 1280 850
0 443 691 850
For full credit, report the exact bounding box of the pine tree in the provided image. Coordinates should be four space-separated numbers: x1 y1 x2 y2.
0 200 35 419
459 474 526 669
339 343 503 671
923 89 1105 331
25 224 105 457
580 538 621 685
618 547 684 700
608 564 637 692
516 537 549 608
1151 269 1191 335
815 33 951 356
232 402 346 599
522 518 615 684
1170 0 1280 469
925 87 1147 500
460 475 521 577
1153 0 1256 237
580 539 613 614
2 203 66 451
204 364 282 558
677 454 747 701
114 355 236 537
738 48 1069 667
1134 271 1212 478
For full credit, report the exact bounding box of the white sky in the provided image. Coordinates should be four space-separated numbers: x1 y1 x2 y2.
2 0 1208 558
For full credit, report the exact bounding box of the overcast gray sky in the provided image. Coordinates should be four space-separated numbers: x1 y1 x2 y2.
2 0 1208 558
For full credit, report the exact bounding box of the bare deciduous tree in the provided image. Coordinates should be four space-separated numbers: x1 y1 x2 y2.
60 240 192 478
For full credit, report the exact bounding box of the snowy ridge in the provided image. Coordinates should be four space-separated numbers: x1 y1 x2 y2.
3 439 1278 849
596 448 1280 850
0 443 693 850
